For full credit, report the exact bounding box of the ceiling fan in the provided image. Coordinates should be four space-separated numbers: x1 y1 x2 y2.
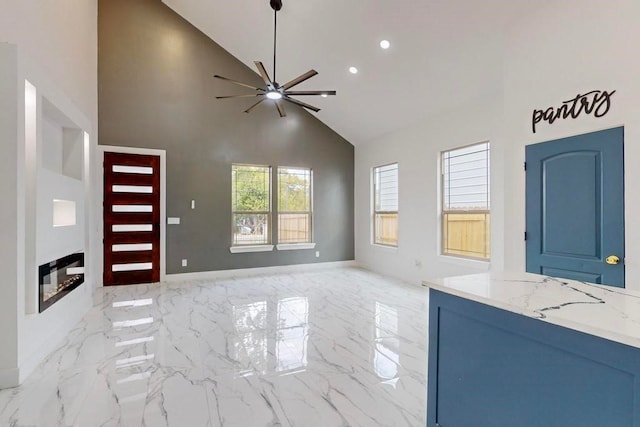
213 0 336 117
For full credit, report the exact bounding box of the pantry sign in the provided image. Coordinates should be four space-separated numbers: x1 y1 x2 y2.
532 90 615 133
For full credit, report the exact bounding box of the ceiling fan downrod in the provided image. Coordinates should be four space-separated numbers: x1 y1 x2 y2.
272 1 279 85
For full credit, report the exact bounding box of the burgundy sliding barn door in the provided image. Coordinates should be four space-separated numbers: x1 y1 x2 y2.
103 152 160 286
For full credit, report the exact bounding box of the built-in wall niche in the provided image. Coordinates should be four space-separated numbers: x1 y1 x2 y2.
42 97 83 181
53 199 76 227
28 87 88 315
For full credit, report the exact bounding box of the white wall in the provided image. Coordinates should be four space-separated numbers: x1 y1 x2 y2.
502 0 640 291
355 96 504 284
38 112 85 267
0 45 21 386
16 53 95 385
0 0 98 386
356 0 640 290
0 0 97 125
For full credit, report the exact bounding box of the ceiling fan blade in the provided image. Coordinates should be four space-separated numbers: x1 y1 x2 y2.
254 61 273 88
284 90 336 96
214 75 264 91
283 96 320 112
216 94 263 99
275 100 286 117
244 98 265 113
281 70 318 90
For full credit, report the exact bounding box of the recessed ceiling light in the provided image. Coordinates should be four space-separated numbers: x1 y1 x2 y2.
349 66 358 74
380 40 390 49
321 94 328 98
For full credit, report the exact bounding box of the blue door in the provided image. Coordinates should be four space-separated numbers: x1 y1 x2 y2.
525 127 625 287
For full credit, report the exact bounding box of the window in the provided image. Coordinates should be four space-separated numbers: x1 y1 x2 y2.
232 164 271 246
373 163 398 247
441 142 490 260
277 167 312 244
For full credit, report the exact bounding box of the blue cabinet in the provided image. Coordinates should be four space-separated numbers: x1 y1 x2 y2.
427 289 640 426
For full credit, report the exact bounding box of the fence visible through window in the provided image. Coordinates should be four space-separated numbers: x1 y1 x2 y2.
441 142 490 260
278 167 312 244
373 163 398 247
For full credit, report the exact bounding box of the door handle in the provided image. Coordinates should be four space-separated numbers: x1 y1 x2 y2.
605 255 620 265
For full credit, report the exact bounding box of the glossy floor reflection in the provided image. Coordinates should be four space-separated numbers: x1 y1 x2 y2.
0 267 429 426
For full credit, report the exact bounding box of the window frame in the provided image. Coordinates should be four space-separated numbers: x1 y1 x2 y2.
276 166 314 245
372 162 399 248
440 142 490 261
231 163 273 248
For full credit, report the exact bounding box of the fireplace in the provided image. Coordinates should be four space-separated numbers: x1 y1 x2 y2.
38 252 84 313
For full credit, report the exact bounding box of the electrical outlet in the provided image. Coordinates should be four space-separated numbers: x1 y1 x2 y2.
191 200 195 209
181 259 188 267
315 251 320 258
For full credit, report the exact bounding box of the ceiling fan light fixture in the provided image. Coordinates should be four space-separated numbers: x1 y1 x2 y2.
213 0 335 117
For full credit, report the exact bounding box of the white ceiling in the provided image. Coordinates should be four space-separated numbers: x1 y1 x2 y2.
162 0 553 145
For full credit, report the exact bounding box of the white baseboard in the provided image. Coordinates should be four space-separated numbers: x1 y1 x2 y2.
165 260 357 282
351 260 424 288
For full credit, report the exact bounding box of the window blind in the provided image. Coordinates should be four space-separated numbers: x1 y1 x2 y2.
374 163 398 212
443 143 490 211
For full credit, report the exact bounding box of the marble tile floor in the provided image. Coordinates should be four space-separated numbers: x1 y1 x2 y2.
0 267 430 426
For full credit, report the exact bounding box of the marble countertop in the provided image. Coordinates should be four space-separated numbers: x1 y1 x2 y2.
424 271 640 349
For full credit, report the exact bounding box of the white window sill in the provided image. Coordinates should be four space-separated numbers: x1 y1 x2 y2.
438 254 490 270
276 243 316 251
371 243 398 253
229 245 274 254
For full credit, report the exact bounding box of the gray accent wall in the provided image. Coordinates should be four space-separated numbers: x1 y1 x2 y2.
98 0 354 274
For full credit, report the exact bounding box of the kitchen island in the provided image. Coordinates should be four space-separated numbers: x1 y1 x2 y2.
424 272 640 427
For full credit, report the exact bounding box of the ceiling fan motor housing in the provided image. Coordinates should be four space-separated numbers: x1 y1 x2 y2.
270 0 282 11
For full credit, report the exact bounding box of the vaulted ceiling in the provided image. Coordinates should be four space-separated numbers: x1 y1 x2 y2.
162 0 554 145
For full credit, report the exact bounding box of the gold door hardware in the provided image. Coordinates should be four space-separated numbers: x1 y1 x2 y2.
605 255 620 265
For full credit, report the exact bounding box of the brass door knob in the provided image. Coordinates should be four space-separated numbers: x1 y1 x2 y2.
605 255 620 265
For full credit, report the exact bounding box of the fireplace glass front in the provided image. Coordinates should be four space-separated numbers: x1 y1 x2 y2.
39 252 84 312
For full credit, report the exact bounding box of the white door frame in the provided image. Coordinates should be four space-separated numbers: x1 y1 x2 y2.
96 145 167 284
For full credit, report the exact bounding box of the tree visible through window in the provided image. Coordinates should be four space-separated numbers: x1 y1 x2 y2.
373 163 398 247
232 164 271 245
441 142 490 260
278 167 312 244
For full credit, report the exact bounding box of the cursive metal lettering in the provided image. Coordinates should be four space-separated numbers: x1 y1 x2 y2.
532 89 615 133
